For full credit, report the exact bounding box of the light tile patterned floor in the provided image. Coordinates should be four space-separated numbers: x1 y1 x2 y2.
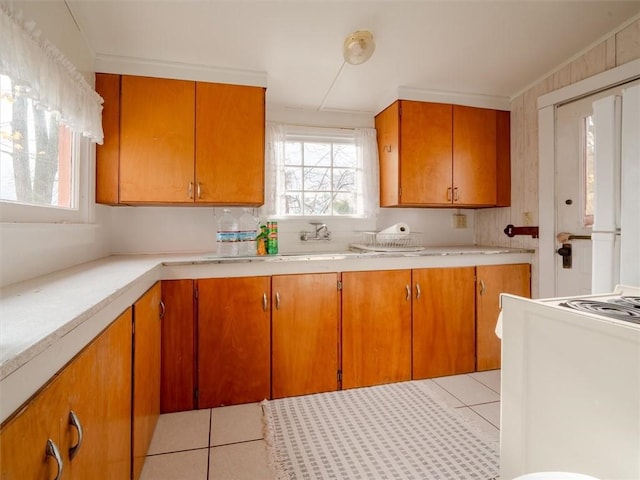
141 370 501 479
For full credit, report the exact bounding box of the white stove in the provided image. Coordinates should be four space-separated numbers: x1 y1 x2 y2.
499 285 640 480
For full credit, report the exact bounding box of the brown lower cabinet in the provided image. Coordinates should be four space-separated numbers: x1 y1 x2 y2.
197 277 271 408
271 273 340 398
160 280 196 413
341 270 412 389
476 263 531 371
0 308 133 480
132 282 162 480
412 267 476 379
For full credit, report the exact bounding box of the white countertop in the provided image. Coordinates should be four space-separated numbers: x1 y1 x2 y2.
0 246 532 423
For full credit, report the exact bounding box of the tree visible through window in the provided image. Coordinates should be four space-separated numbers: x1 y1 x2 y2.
283 137 357 216
0 74 73 208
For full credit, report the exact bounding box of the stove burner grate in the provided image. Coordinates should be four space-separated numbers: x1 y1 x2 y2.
608 296 640 308
560 299 640 323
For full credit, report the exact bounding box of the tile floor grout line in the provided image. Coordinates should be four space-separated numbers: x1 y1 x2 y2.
146 446 210 457
206 408 212 478
211 437 264 449
469 405 501 430
455 399 501 408
468 372 501 394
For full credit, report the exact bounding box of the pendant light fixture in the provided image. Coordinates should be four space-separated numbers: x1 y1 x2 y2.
343 30 376 65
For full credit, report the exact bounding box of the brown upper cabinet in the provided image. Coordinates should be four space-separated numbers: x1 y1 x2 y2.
95 74 265 206
375 100 510 208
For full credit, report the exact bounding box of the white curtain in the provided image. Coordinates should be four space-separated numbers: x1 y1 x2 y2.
262 122 287 218
262 123 379 218
355 127 379 218
0 4 104 143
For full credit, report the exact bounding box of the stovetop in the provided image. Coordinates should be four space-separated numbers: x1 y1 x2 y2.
559 296 640 323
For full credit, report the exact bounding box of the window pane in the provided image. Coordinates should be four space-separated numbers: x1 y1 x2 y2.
304 167 331 191
332 192 356 215
303 142 331 166
334 143 356 167
1 74 74 208
284 167 302 190
332 168 355 192
303 192 331 215
583 115 594 226
284 141 302 166
285 193 303 215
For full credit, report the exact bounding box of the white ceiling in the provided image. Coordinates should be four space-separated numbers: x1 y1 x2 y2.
66 1 640 114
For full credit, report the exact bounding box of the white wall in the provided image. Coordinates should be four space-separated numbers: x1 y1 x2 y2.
0 1 111 287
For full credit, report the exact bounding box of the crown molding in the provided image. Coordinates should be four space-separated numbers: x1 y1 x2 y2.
94 54 268 87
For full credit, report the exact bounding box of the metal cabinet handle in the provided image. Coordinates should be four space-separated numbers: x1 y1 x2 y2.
46 439 63 480
446 187 452 202
415 283 421 299
479 280 486 296
275 292 281 310
405 284 411 301
453 187 460 202
159 300 166 320
262 293 268 312
197 182 202 199
68 410 83 460
188 182 194 199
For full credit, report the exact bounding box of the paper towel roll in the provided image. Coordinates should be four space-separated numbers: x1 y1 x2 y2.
378 223 410 236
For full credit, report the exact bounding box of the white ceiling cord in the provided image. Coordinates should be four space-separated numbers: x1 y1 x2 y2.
318 30 375 111
318 60 347 111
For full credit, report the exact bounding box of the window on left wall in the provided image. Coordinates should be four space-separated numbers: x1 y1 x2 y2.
0 74 76 209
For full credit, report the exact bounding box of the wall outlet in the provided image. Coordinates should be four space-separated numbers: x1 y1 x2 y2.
523 211 533 226
453 213 467 229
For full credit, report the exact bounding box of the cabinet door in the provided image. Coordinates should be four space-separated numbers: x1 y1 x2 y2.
195 83 265 205
95 73 120 205
62 309 132 480
0 375 67 480
64 330 102 479
132 282 162 480
120 76 195 203
198 277 271 407
453 105 497 206
476 264 531 371
375 101 401 207
100 308 133 480
272 274 339 399
161 280 196 413
342 270 412 389
413 268 476 379
400 101 453 205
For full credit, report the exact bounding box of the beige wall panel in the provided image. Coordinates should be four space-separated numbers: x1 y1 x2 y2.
570 42 609 83
616 18 640 65
476 17 640 299
606 37 617 69
552 64 573 91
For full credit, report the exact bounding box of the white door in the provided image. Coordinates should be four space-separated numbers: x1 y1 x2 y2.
555 96 596 297
554 81 639 297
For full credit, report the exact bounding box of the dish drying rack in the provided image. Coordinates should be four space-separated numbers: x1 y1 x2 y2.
350 231 425 252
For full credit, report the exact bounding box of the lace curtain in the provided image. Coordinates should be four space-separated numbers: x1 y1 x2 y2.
262 122 379 218
0 4 104 143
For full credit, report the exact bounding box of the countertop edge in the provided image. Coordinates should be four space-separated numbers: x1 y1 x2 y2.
0 247 533 423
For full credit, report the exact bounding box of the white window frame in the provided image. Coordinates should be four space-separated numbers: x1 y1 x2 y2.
280 126 361 218
0 135 93 224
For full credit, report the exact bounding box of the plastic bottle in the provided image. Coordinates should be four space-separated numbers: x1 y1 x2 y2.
237 208 258 256
267 220 278 254
216 209 238 257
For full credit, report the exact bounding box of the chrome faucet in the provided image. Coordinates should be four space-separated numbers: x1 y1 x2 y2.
300 222 331 241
